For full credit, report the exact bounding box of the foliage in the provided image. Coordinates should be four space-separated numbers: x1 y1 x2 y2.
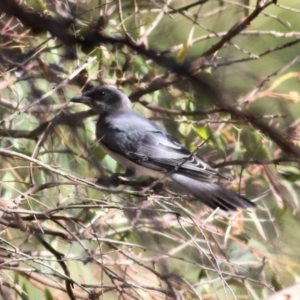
1 0 300 299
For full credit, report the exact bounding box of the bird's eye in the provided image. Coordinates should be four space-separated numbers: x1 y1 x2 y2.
99 91 106 97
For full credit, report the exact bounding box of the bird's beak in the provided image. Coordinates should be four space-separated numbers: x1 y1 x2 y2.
70 94 91 104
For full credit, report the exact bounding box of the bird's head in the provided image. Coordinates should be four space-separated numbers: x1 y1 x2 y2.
71 86 132 114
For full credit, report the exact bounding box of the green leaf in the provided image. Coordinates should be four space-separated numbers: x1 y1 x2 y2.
90 146 106 161
26 0 47 12
116 69 123 79
193 125 210 140
22 282 28 295
274 205 288 221
176 41 189 64
120 230 131 241
45 289 54 300
271 274 283 292
197 269 206 280
278 165 300 182
240 128 269 159
14 272 19 284
243 0 250 16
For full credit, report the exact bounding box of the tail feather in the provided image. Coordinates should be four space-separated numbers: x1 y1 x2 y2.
170 173 255 211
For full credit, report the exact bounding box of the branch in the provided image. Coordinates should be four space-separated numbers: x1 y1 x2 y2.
0 148 148 198
195 0 277 59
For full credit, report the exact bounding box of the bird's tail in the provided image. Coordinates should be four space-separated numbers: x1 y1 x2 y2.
170 173 255 211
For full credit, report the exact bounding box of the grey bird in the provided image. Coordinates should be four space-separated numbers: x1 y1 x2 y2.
71 86 255 211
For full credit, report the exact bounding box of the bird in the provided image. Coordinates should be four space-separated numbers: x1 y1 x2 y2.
71 85 255 212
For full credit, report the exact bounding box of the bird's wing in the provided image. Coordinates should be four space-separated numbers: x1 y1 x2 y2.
98 114 222 181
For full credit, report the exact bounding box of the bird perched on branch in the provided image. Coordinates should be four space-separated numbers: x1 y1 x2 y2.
71 86 255 212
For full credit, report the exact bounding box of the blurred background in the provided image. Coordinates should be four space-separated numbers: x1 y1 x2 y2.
1 0 300 299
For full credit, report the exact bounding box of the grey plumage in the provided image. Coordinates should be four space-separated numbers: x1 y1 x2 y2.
71 86 255 211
